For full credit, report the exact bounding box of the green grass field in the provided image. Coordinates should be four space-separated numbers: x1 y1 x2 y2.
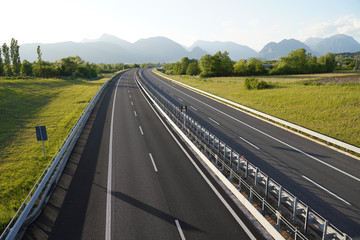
156 71 360 148
0 76 112 231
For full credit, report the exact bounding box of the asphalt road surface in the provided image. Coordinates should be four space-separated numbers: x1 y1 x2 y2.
139 68 360 238
23 70 263 240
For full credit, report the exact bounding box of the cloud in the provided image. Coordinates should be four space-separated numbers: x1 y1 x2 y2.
298 15 360 41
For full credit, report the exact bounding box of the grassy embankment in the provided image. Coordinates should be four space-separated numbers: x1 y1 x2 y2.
156 71 360 148
0 75 112 231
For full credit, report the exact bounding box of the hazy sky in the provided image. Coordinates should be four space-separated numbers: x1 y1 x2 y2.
1 0 359 51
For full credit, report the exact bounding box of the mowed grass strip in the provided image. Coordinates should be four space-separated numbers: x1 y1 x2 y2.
0 76 110 231
158 72 360 148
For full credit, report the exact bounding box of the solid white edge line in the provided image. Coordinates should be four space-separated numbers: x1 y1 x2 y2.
106 73 124 240
175 220 186 240
149 71 360 183
135 74 258 240
139 125 144 135
302 175 351 206
208 117 220 125
149 153 158 172
239 136 260 150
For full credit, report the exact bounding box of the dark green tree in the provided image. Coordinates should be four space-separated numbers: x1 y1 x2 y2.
2 43 11 76
186 62 200 76
199 54 214 77
0 50 4 76
10 38 21 76
20 60 33 76
233 59 247 75
318 53 336 72
212 51 233 76
37 45 42 76
172 62 182 75
180 57 190 75
246 58 266 75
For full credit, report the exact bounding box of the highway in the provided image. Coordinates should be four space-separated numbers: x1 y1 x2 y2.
139 68 360 237
23 70 263 240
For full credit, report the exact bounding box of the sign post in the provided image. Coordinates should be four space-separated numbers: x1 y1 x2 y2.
35 126 48 157
180 106 187 130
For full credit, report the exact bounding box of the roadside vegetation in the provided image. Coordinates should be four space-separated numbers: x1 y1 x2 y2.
158 48 360 148
0 38 145 232
0 76 118 231
160 49 359 78
156 71 360 148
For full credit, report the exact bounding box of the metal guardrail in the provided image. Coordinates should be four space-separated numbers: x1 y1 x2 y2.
154 70 360 155
0 72 121 240
136 71 352 240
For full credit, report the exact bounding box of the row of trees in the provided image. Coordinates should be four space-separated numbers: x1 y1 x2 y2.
0 39 21 77
163 49 337 77
0 38 135 79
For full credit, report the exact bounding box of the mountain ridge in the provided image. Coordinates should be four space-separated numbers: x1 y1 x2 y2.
19 33 360 63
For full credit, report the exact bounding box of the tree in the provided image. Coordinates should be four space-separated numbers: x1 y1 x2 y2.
233 59 247 75
172 62 182 75
246 58 266 75
37 45 42 76
2 43 11 76
10 38 21 76
199 54 213 77
20 60 33 76
212 51 233 76
0 50 4 76
318 53 336 72
180 57 190 75
186 62 200 76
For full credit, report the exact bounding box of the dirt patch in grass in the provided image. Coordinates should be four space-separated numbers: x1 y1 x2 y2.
314 75 360 84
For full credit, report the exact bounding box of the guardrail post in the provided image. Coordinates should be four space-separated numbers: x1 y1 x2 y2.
249 187 253 203
276 210 281 230
265 175 269 199
304 206 309 233
245 159 248 179
228 170 233 182
278 186 283 207
254 167 259 186
293 197 298 222
223 143 226 160
322 220 328 240
217 139 220 155
229 148 232 167
261 199 265 215
236 154 240 171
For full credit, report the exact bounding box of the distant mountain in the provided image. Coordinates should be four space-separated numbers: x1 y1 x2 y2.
304 37 323 48
129 36 200 63
20 41 132 63
189 40 257 60
20 34 207 63
18 33 360 63
189 46 208 59
258 39 314 60
311 34 360 55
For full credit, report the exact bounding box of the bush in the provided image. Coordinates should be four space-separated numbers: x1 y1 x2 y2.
244 77 269 90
